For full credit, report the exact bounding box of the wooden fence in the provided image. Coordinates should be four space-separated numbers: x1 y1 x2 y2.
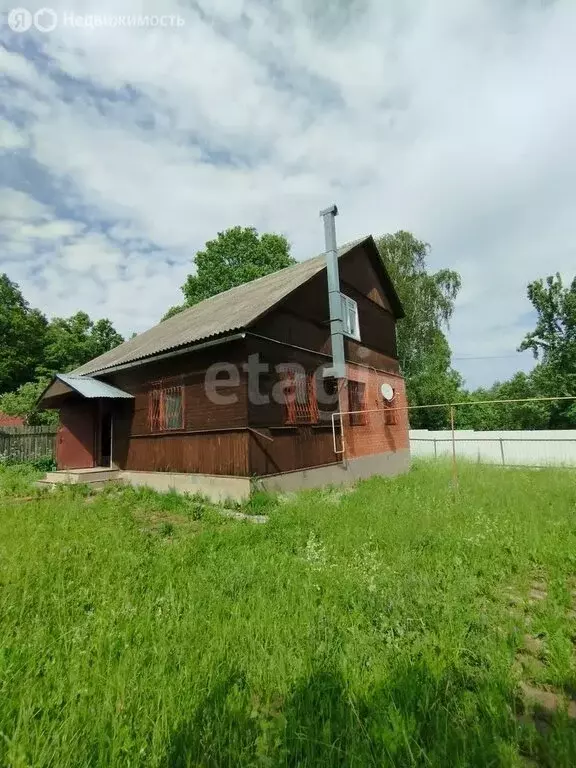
0 426 58 462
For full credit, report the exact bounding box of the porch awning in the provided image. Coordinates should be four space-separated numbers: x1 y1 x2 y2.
38 373 134 408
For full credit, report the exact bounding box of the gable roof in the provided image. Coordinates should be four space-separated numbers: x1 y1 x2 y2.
73 235 403 377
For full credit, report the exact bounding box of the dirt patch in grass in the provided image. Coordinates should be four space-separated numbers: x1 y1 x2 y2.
2 494 49 504
528 581 548 603
520 757 540 767
565 580 576 620
523 633 545 657
133 510 203 538
512 626 546 680
514 652 546 680
519 681 576 720
513 573 576 761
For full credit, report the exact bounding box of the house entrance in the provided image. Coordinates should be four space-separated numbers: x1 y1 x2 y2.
98 409 113 468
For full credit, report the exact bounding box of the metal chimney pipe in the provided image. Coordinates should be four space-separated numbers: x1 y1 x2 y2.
320 204 346 380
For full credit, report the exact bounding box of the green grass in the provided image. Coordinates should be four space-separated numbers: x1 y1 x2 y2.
1 461 576 767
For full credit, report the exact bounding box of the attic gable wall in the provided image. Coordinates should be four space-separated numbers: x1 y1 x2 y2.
249 244 399 366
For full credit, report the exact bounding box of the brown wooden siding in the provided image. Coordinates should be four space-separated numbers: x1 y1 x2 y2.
339 244 392 311
100 342 249 475
342 284 397 359
245 336 339 428
343 341 400 373
123 368 247 437
104 344 247 435
250 254 398 365
249 426 338 476
125 430 249 476
246 336 341 475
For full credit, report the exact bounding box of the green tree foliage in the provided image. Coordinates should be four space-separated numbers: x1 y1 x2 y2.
376 232 461 381
1 276 124 422
454 275 576 430
376 232 462 428
518 274 576 428
162 304 186 321
520 274 576 372
530 364 576 429
0 379 59 426
496 371 554 429
40 312 124 376
456 372 551 431
407 330 462 429
375 235 575 431
164 226 295 319
0 274 47 394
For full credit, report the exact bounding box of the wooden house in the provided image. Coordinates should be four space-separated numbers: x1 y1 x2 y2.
38 235 410 499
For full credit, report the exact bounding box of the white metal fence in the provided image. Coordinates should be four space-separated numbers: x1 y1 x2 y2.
410 430 576 467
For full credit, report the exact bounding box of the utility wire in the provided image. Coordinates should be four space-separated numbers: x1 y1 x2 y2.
452 354 530 361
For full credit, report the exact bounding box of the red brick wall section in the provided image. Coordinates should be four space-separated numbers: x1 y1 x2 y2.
342 364 409 459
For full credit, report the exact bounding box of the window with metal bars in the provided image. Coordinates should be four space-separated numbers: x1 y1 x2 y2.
383 398 398 426
148 380 185 431
348 380 367 426
282 370 319 425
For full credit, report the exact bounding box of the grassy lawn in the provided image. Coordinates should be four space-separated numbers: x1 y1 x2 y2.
1 462 576 767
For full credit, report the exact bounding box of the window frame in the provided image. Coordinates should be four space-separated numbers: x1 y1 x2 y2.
341 293 361 341
348 379 367 426
148 379 185 432
282 369 320 425
383 396 398 426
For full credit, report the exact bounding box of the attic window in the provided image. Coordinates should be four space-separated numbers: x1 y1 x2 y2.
149 379 185 431
341 294 360 341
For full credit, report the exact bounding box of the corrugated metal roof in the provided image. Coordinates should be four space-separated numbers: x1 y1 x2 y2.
57 374 134 399
72 237 370 376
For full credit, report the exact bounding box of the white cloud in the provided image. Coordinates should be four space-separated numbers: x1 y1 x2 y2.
0 0 575 387
0 45 40 84
0 118 27 150
59 233 122 273
0 187 48 220
20 220 81 239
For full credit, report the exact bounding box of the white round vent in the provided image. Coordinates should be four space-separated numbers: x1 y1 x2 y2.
380 382 394 401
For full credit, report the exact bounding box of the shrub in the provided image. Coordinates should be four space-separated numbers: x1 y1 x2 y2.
0 455 55 472
30 456 57 472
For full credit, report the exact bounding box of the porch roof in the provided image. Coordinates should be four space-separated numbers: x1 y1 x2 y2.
38 373 134 406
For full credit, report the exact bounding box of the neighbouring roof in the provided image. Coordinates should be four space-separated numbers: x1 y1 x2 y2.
72 235 402 377
43 374 134 401
0 412 25 427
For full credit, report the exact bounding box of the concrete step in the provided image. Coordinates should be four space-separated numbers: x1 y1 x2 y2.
36 479 112 491
42 469 120 485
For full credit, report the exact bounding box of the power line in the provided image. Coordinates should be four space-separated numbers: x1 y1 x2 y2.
452 354 529 361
